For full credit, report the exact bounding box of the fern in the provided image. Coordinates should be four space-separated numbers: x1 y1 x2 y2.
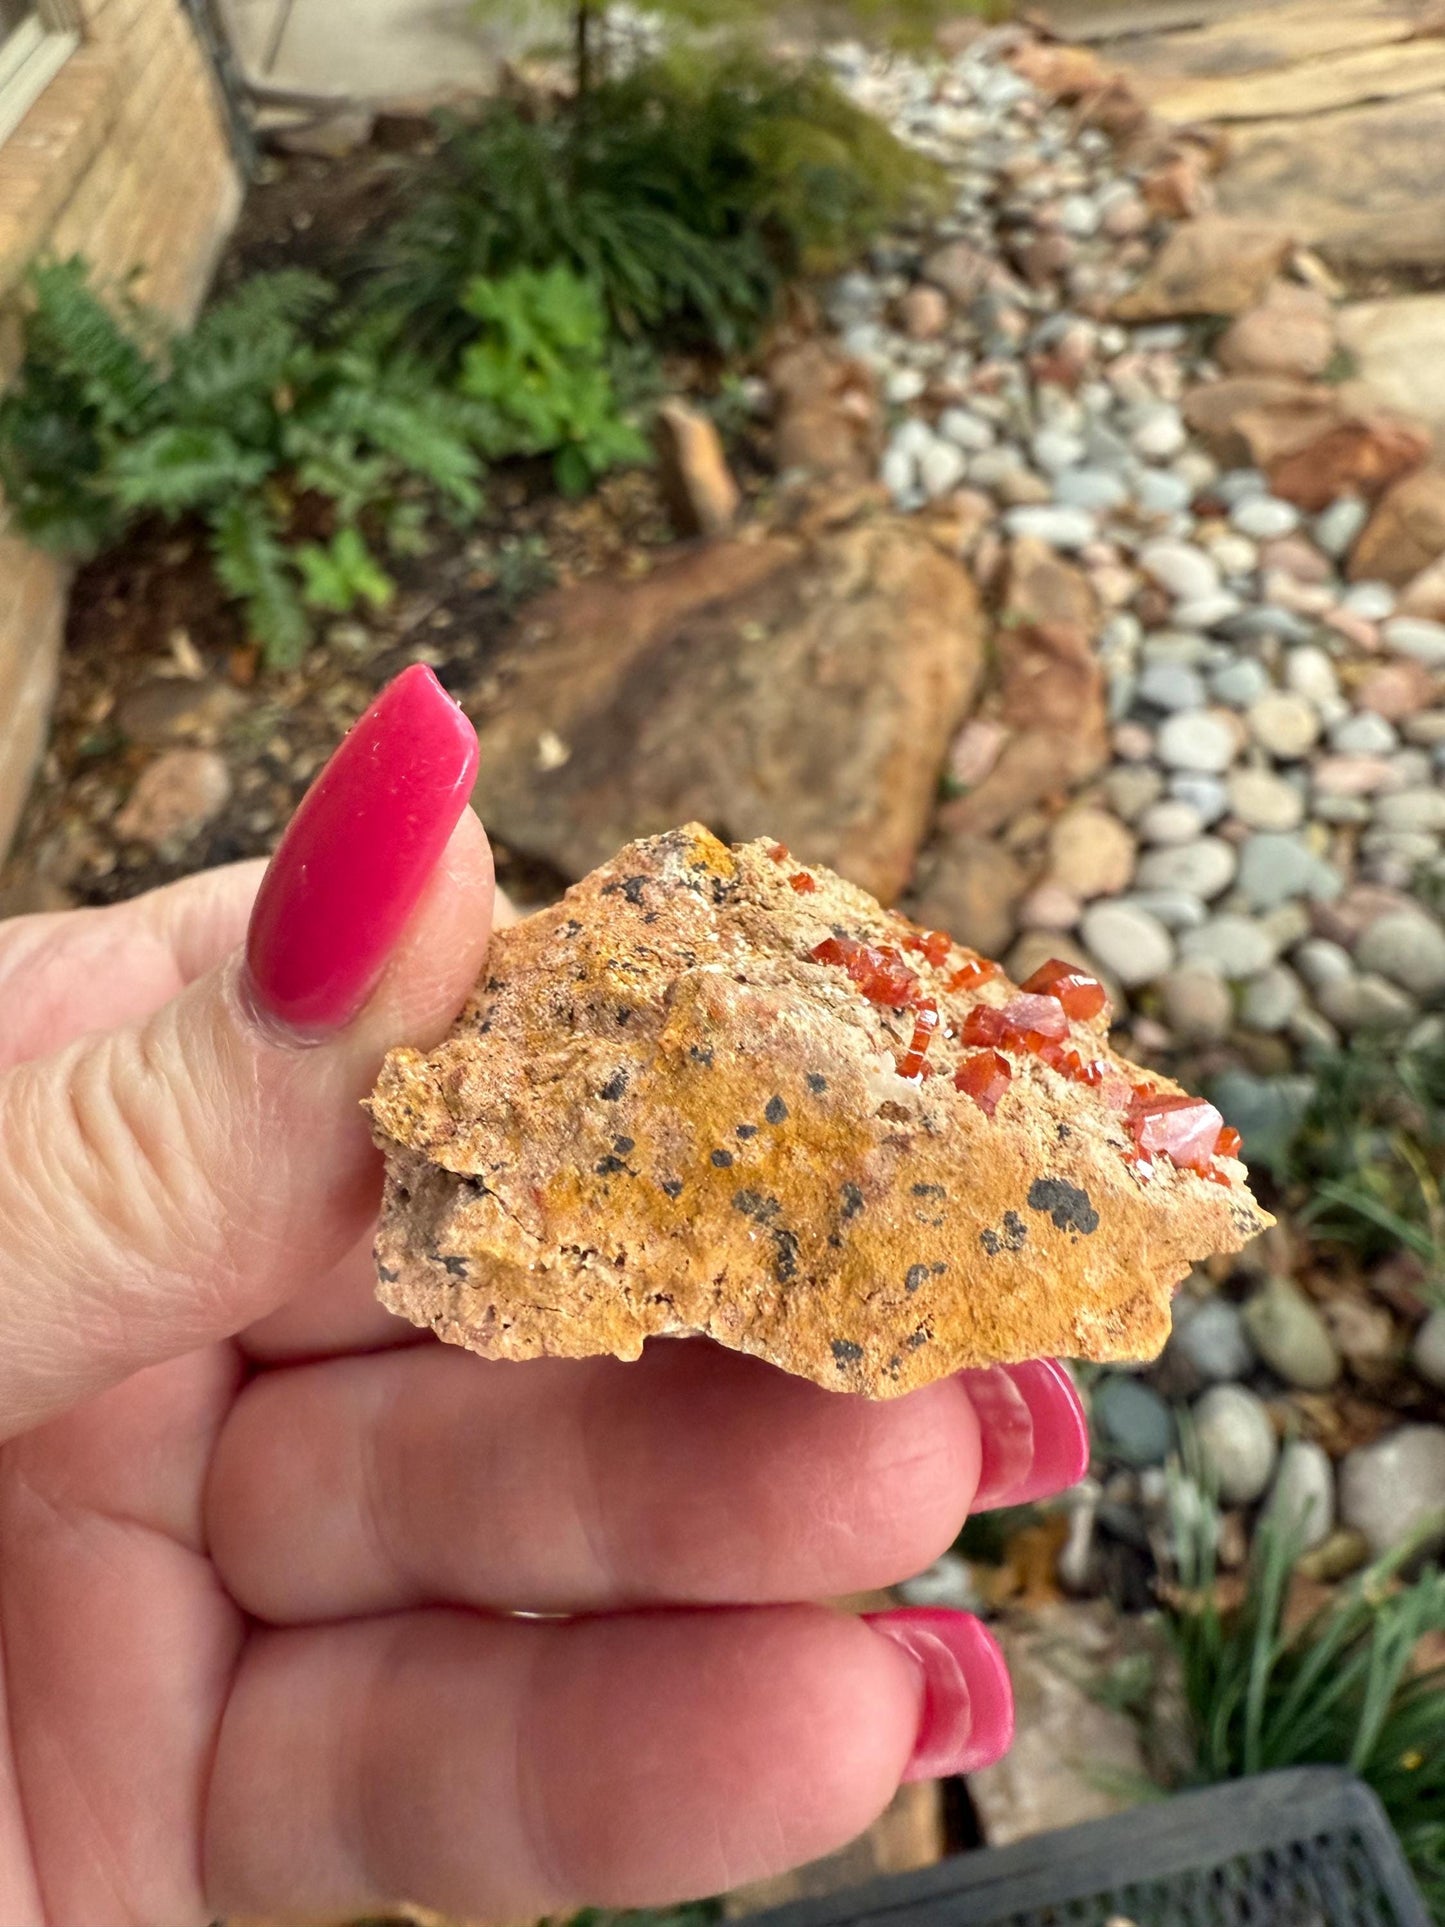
209 497 310 668
107 424 274 515
294 525 395 614
21 258 162 431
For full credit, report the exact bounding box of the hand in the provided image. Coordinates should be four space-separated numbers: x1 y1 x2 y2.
0 666 1087 1926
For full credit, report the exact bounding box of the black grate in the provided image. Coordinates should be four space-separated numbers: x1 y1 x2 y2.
748 1771 1430 1927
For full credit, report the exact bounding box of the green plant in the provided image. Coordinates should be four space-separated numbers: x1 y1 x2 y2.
0 260 484 665
1282 1033 1445 1295
364 52 945 359
459 264 647 494
1169 1500 1445 1917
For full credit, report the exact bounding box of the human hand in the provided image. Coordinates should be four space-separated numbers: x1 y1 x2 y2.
0 665 1088 1926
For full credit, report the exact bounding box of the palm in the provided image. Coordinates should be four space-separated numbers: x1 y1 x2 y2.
0 870 985 1925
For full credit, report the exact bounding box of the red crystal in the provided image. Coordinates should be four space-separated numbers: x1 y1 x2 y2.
1127 1091 1226 1176
948 957 1000 992
767 842 790 862
1216 1125 1242 1159
810 935 920 1009
954 1050 1012 1116
962 1005 1009 1047
1020 958 1108 1022
1001 993 1069 1042
788 871 816 893
902 927 952 967
897 998 941 1080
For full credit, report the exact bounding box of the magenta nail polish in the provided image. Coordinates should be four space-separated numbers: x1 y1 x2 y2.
958 1359 1090 1511
244 664 479 1032
865 1608 1014 1780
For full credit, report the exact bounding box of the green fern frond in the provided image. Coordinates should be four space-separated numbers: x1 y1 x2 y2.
294 525 395 614
209 497 310 668
108 424 273 516
24 258 162 430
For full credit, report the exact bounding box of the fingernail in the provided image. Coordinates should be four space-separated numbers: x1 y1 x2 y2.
957 1359 1090 1512
864 1608 1014 1780
244 665 479 1032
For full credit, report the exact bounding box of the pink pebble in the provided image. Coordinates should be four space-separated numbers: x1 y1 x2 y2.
1323 608 1380 651
1312 755 1401 798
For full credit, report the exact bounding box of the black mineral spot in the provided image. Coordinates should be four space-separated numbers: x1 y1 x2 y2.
613 1135 635 1155
378 1263 399 1283
477 1016 493 1035
771 1227 800 1282
764 1095 789 1125
1002 1212 1026 1244
912 1182 946 1199
905 1328 930 1350
807 1073 828 1093
1057 1122 1073 1141
661 1178 685 1199
563 918 583 936
831 1339 864 1366
905 1263 930 1293
436 1254 469 1277
736 1123 758 1139
932 1261 947 1275
602 874 650 906
616 1007 634 1026
600 1070 628 1101
485 975 503 992
595 1155 629 1176
711 1148 734 1168
710 876 736 905
642 911 659 925
1027 1176 1100 1237
689 1044 715 1067
733 1189 767 1217
840 1181 865 1220
887 1355 902 1375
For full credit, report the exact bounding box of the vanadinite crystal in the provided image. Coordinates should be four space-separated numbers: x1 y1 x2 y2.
948 957 999 992
810 936 919 1009
1127 1091 1227 1175
1000 993 1069 1042
1019 958 1108 1022
901 927 952 967
897 999 940 1080
954 1050 1012 1115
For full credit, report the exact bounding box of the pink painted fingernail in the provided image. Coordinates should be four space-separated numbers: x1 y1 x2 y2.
245 664 479 1033
864 1608 1014 1780
957 1359 1090 1511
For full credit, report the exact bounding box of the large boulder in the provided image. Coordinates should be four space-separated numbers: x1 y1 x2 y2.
469 512 986 903
1350 469 1445 583
1113 216 1294 321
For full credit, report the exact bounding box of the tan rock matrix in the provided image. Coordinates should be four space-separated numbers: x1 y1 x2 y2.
370 827 1270 1399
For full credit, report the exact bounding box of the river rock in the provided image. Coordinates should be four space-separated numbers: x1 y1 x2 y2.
1173 1297 1255 1384
1136 836 1237 899
1317 972 1418 1032
113 749 232 849
1194 1384 1279 1505
1080 901 1175 988
1262 1439 1335 1551
1228 768 1305 833
1157 711 1237 774
1046 807 1136 899
1239 964 1304 1032
1179 913 1277 978
1411 1308 1445 1391
1340 1426 1445 1557
1158 966 1233 1042
1355 910 1445 1000
1248 692 1321 760
1237 833 1342 910
1092 1375 1174 1467
1242 1277 1341 1391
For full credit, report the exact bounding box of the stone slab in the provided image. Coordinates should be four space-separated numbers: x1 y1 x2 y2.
1338 294 1445 443
1118 0 1421 83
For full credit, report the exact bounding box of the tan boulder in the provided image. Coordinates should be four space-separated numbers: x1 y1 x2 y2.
654 400 740 540
1216 281 1337 380
768 341 880 483
1114 217 1294 321
469 512 985 904
1349 470 1445 584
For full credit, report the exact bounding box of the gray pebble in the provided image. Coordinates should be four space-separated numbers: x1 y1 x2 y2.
1180 913 1279 978
1092 1375 1175 1468
1121 889 1209 930
1373 787 1445 833
938 407 997 452
1293 937 1355 991
1355 910 1445 1000
1054 468 1128 513
1340 1426 1445 1558
1169 773 1228 824
1002 505 1097 549
1262 1439 1335 1551
1316 972 1417 1032
1329 711 1398 755
1240 963 1304 1032
1231 495 1301 540
1237 833 1342 911
919 439 969 499
1342 582 1397 622
1284 646 1341 708
1215 468 1269 507
1139 799 1205 846
1248 692 1321 760
1313 496 1369 558
1243 1276 1340 1391
1136 836 1237 900
1135 469 1194 517
1103 764 1164 822
1138 661 1207 713
1172 1297 1255 1384
1081 900 1175 987
885 366 928 405
1140 539 1221 604
1210 658 1273 709
1131 407 1187 463
1194 1384 1278 1505
1221 606 1318 645
1174 592 1247 632
1157 710 1237 774
1032 427 1087 475
1383 617 1445 666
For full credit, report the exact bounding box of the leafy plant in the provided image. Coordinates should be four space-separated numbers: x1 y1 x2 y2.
1169 1499 1445 1917
363 51 946 358
0 260 483 665
459 264 647 494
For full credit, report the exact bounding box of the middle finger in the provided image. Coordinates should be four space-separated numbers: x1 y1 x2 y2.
208 1338 986 1622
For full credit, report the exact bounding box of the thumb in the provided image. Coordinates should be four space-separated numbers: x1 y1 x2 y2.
0 665 490 1438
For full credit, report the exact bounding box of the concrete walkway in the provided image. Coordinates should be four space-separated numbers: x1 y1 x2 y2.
1040 0 1445 278
217 0 532 101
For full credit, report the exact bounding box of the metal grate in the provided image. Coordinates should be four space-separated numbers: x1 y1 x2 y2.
748 1771 1431 1927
